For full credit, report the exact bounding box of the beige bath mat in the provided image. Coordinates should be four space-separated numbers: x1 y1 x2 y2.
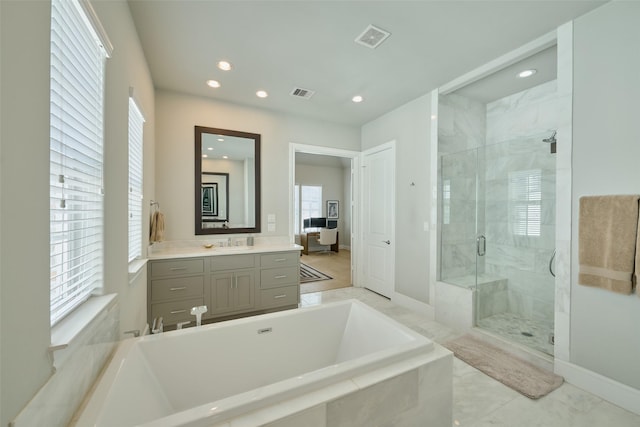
443 334 563 399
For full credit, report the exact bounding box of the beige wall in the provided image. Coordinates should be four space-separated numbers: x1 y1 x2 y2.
571 0 640 389
155 90 360 241
295 162 350 247
1 3 52 424
0 1 155 425
361 94 432 303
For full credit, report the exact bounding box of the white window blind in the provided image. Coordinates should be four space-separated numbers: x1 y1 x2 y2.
294 185 323 234
50 0 108 326
509 169 542 237
128 97 144 262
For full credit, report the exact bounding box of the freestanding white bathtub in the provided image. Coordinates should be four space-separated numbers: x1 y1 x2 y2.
74 299 452 427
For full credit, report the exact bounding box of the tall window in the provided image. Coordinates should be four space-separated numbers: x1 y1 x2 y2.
50 0 109 325
509 169 542 237
128 97 144 262
294 185 322 233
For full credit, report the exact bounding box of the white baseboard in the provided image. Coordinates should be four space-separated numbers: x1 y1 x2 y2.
391 292 435 319
555 359 640 415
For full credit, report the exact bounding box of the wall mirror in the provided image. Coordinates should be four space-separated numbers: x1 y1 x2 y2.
195 126 261 234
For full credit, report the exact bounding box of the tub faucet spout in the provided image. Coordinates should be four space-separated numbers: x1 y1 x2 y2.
151 317 163 334
190 305 208 327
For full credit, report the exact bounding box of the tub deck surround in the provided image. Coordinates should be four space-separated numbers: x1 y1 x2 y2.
74 300 453 427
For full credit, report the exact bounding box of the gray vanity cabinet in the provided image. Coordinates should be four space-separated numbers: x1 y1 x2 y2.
258 252 300 309
148 250 300 329
210 270 256 314
148 258 206 327
209 254 256 314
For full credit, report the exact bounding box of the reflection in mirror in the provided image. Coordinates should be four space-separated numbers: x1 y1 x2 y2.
195 126 261 234
202 172 228 221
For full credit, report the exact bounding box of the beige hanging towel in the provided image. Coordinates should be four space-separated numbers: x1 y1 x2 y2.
579 195 640 294
149 210 165 243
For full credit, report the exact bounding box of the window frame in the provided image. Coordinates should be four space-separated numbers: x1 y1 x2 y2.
49 0 111 326
128 95 145 263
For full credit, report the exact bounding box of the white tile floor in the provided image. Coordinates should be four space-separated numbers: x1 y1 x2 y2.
300 287 640 427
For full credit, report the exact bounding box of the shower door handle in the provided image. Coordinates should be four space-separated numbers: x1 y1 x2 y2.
476 235 486 257
549 249 556 277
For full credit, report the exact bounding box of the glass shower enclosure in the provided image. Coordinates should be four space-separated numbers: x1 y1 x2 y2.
440 135 556 355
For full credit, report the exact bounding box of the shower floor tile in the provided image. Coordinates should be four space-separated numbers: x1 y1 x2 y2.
477 312 554 355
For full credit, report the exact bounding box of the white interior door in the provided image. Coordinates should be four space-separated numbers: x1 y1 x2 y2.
361 142 395 298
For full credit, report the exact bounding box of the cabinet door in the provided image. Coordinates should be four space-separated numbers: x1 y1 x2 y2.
233 270 255 311
211 270 256 315
211 273 234 314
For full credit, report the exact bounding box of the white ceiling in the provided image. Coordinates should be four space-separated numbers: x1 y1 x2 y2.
128 0 604 127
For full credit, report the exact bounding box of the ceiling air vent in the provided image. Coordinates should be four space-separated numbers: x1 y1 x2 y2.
290 87 315 99
354 24 391 49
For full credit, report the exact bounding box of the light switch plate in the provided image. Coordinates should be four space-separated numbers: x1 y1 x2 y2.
268 223 276 232
267 214 276 223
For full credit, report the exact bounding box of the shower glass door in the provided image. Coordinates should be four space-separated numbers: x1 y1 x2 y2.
439 147 481 289
440 136 556 356
477 136 556 355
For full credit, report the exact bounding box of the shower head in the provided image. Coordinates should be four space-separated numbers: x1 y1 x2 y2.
543 131 557 144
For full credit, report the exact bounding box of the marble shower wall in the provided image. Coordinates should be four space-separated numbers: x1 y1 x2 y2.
438 93 486 281
483 80 558 322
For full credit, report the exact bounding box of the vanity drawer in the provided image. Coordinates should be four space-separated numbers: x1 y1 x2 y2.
151 276 204 303
259 286 299 309
260 252 298 268
150 258 204 278
211 254 256 271
150 297 204 325
260 266 299 289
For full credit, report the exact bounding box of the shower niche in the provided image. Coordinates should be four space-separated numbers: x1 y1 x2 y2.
436 55 558 356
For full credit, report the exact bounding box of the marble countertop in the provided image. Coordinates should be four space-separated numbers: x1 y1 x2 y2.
148 240 302 260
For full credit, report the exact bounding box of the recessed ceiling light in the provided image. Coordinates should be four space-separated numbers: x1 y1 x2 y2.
352 95 363 103
207 147 213 151
217 138 224 142
202 154 208 158
217 61 232 71
256 90 268 98
206 79 220 88
222 155 229 159
518 69 537 78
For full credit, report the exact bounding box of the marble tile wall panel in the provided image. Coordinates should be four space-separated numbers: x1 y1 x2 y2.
326 354 453 427
438 93 486 154
265 405 327 427
477 279 509 319
440 243 476 280
13 300 119 427
486 80 558 144
435 281 475 329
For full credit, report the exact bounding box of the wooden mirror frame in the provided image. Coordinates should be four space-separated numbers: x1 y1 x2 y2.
195 126 261 235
